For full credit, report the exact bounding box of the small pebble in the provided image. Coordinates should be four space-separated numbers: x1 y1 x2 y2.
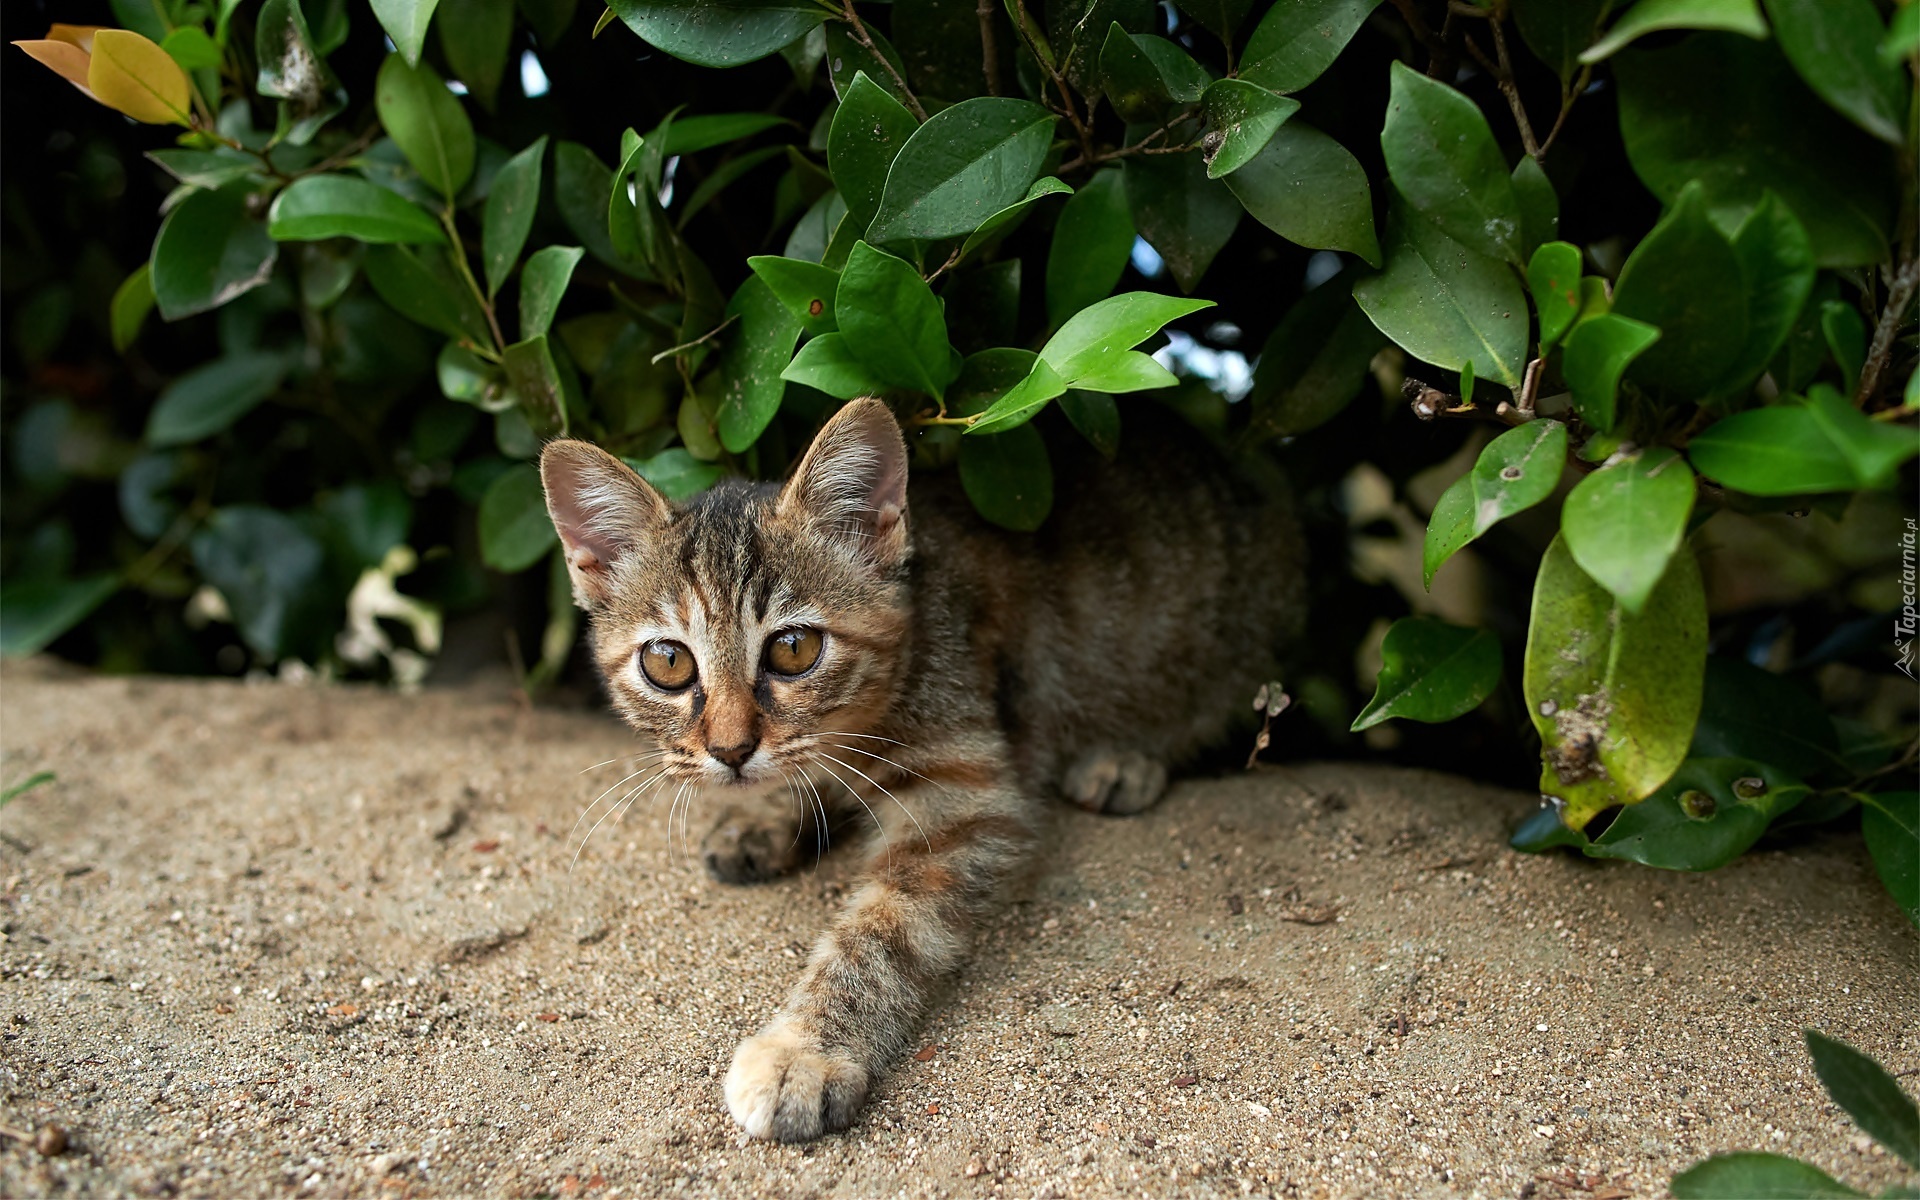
35 1124 68 1157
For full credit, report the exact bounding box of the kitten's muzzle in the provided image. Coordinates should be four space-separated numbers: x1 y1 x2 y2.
708 738 759 771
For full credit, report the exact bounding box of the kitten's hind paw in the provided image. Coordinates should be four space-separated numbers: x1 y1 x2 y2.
701 804 810 884
725 1025 868 1142
1064 750 1169 816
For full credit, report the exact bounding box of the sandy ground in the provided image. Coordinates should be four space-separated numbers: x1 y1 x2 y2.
0 659 1914 1200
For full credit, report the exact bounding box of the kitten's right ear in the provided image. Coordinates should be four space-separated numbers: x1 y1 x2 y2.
539 440 668 609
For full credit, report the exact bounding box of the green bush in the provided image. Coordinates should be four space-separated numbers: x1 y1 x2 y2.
2 0 1915 905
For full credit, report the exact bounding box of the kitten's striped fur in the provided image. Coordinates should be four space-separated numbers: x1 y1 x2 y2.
541 398 1305 1141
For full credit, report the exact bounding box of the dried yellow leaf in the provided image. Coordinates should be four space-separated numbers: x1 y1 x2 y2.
12 38 98 100
87 28 191 126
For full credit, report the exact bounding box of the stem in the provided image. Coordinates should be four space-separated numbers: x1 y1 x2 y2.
439 208 507 354
1057 112 1193 173
841 1 928 122
977 0 1003 96
1389 0 1454 79
204 130 293 183
1537 65 1591 159
1463 25 1540 159
924 246 964 284
1856 258 1919 407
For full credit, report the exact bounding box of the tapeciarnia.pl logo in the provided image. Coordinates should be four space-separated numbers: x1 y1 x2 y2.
1898 517 1917 680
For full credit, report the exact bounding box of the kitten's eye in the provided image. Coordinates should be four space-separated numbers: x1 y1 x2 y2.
764 628 823 677
639 640 696 690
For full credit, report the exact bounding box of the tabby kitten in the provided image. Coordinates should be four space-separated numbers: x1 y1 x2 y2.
540 398 1305 1142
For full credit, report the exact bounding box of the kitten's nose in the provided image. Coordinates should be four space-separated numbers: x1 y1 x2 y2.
708 739 758 770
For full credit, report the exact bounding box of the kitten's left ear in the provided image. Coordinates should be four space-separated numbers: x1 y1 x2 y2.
540 440 668 608
777 398 910 571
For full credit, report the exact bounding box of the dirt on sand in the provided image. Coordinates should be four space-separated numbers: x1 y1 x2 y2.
1 659 1915 1198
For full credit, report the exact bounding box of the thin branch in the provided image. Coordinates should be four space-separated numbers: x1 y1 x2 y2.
977 0 1002 96
1389 0 1454 79
841 1 928 122
1538 64 1592 158
1057 113 1193 174
923 245 964 285
1463 27 1540 159
1857 258 1920 407
438 208 507 354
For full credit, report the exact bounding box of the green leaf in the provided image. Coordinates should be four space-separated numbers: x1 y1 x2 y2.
1671 1153 1863 1199
748 256 840 336
1422 471 1475 589
364 244 494 347
502 334 572 438
1240 0 1381 92
1039 290 1214 382
1885 3 1920 65
519 245 584 341
823 21 913 107
1381 61 1524 263
439 0 514 109
256 0 346 144
149 183 279 321
959 421 1053 531
437 342 513 410
677 145 788 228
267 174 448 244
147 351 289 447
1528 241 1582 352
836 241 955 398
519 0 578 46
555 141 647 277
0 575 118 658
1723 191 1816 394
1609 182 1749 397
968 358 1069 435
370 0 441 65
1511 0 1610 80
1765 0 1908 144
1046 169 1135 326
1688 386 1919 494
1224 120 1380 266
1100 26 1210 122
1561 314 1661 434
1860 792 1918 927
1616 33 1896 268
780 332 891 399
1469 419 1567 536
661 113 796 156
607 0 826 67
0 770 57 806
1805 1030 1920 1166
826 72 919 234
375 53 475 199
1068 350 1177 393
1562 447 1695 614
959 177 1073 259
891 0 996 101
1525 532 1707 830
1690 657 1839 778
191 506 327 659
1822 300 1868 397
478 462 558 572
1201 79 1299 179
1511 156 1559 258
483 137 547 298
318 481 412 569
1124 151 1243 292
1057 390 1121 458
161 27 221 71
1581 0 1768 62
1350 617 1502 731
870 97 1055 244
1581 757 1810 870
111 264 154 353
716 274 803 453
625 448 723 501
1246 274 1387 442
146 148 263 190
1353 202 1528 389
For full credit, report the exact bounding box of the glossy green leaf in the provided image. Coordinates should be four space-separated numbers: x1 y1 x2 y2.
1671 1153 1863 1199
1511 0 1610 80
1884 3 1920 64
959 177 1073 259
748 256 840 336
364 243 493 347
870 97 1055 244
1821 300 1867 397
625 448 723 501
826 72 919 233
891 0 994 101
1051 0 1155 92
375 53 475 198
1100 26 1210 122
1528 241 1582 352
503 334 573 438
1616 34 1896 267
1124 151 1242 292
439 0 514 109
1381 62 1524 263
781 332 892 399
110 264 154 353
1582 0 1767 62
1582 757 1809 869
1860 792 1919 927
1240 0 1381 92
823 20 912 107
1058 390 1122 458
1563 446 1695 613
479 462 558 572
1805 1030 1920 1165
150 183 279 321
1525 532 1707 829
1511 156 1559 258
519 245 584 341
483 137 547 298
437 342 513 410
267 174 448 244
1351 617 1502 731
676 145 788 228
1353 203 1528 389
519 0 578 46
1470 419 1567 536
190 506 326 659
1422 471 1474 589
1180 0 1258 42
1764 0 1907 144
1609 182 1749 397
607 0 826 67
370 0 440 65
0 567 114 659
661 113 795 156
959 421 1053 531
1689 386 1919 494
1201 79 1298 179
1224 120 1380 265
1246 275 1386 443
318 481 412 569
257 0 346 144
147 148 262 190
555 141 646 277
147 351 289 447
161 27 221 71
1046 169 1135 326
1561 314 1660 433
836 241 955 398
716 274 803 453
968 358 1069 435
1690 657 1839 779
1723 191 1815 394
1039 291 1213 382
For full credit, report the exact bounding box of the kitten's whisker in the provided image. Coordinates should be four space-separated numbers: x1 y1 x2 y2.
567 760 661 852
778 767 808 854
571 765 671 872
818 741 954 798
577 748 666 775
611 766 676 828
813 731 914 748
807 753 890 865
815 751 932 856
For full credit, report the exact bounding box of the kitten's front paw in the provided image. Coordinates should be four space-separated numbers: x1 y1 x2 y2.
725 1025 868 1142
701 805 806 884
1064 750 1168 815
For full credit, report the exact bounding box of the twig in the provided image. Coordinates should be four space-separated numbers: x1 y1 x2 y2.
1463 25 1540 159
1538 65 1591 158
1404 377 1532 426
977 0 1002 96
439 208 506 354
1057 114 1192 173
923 245 964 285
841 1 928 121
1857 258 1920 407
1389 0 1452 77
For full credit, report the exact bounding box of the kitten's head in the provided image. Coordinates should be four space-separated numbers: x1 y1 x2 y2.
540 399 911 788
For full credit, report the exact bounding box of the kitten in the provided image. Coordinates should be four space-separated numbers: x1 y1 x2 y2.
540 398 1306 1142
